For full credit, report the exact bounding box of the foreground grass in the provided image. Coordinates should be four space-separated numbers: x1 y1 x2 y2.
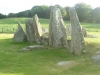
0 34 100 75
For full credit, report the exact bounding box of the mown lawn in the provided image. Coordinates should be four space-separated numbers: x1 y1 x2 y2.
0 18 100 75
0 34 100 75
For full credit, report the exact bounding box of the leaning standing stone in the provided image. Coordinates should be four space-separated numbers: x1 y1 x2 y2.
69 7 85 56
25 18 35 42
13 22 26 42
33 14 42 44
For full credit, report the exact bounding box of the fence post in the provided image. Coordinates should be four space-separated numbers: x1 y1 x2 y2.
2 28 3 33
13 28 14 33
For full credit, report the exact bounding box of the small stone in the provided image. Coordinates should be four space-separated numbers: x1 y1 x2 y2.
57 61 70 66
20 48 30 51
20 45 46 51
42 28 48 34
92 54 100 64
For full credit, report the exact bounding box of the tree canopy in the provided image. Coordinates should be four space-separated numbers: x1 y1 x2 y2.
1 3 100 23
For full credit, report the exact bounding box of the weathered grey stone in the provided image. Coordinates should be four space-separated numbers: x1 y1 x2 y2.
49 6 68 48
20 45 45 51
13 22 26 42
33 14 42 44
82 26 87 37
57 61 77 67
26 18 35 42
20 48 30 51
42 28 48 34
69 7 85 55
41 34 49 45
67 24 87 37
92 53 100 64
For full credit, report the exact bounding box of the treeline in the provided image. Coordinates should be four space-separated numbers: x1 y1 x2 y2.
0 2 100 23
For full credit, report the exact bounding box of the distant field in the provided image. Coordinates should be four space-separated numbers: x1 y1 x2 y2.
0 18 100 34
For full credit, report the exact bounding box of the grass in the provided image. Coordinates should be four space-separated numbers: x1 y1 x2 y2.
0 18 100 34
0 18 100 75
0 34 100 75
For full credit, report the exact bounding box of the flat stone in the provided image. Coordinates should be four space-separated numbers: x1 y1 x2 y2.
92 53 100 64
20 48 30 51
20 45 46 51
57 61 75 66
27 45 45 49
57 61 70 66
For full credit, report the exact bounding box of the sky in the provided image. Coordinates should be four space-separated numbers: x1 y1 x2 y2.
0 0 100 15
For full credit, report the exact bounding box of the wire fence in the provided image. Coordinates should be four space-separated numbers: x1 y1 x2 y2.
0 24 25 33
0 28 17 33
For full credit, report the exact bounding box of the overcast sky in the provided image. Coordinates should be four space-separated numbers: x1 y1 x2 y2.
0 0 100 15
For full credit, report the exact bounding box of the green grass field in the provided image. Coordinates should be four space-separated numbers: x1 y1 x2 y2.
0 18 100 75
1 18 100 34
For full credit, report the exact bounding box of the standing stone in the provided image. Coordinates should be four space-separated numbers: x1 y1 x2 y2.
33 14 42 44
69 7 85 55
49 7 68 48
13 22 26 42
67 24 87 37
26 18 35 42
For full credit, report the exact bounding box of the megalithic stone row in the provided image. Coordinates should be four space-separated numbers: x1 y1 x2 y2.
33 14 42 44
49 6 68 48
69 7 85 56
13 22 26 42
25 18 35 42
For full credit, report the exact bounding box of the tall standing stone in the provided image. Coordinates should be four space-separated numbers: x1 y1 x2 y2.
67 24 87 37
25 18 35 42
49 7 68 48
69 7 85 55
33 14 42 44
13 22 26 42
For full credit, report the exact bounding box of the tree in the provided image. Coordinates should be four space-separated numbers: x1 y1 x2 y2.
64 6 70 20
8 13 17 18
90 7 100 23
0 13 6 19
74 2 92 22
54 5 67 18
31 5 50 18
16 10 31 18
